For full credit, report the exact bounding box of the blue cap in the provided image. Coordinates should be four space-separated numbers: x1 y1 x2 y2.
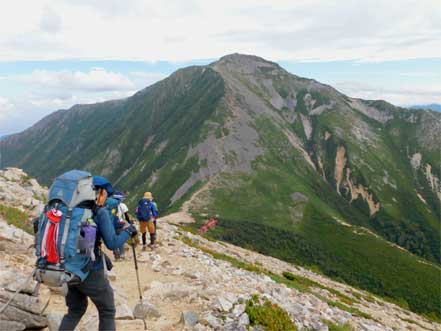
92 176 114 195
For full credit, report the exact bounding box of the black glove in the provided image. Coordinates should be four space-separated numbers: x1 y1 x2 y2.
124 224 138 238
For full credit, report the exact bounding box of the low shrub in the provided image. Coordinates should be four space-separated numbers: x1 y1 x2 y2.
245 295 297 331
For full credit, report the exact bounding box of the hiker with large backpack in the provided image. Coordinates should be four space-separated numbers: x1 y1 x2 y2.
105 191 131 261
135 192 158 250
34 170 137 331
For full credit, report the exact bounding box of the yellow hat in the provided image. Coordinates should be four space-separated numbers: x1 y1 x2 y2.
144 192 153 199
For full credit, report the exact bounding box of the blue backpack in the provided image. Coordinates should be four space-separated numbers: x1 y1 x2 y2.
34 170 97 287
136 198 152 221
105 197 124 230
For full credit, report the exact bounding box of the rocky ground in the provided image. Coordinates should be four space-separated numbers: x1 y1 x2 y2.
0 168 439 331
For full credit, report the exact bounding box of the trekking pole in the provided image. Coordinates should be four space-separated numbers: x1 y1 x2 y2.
0 268 36 314
131 242 147 330
132 243 143 302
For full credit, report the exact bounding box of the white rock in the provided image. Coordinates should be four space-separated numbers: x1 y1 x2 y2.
238 313 250 326
115 303 133 320
180 310 199 327
46 312 64 331
232 303 246 317
213 297 233 312
201 313 222 328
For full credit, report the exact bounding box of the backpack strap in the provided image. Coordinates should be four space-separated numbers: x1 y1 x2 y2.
59 208 73 266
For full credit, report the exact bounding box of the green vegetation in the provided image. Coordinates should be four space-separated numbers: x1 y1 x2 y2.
282 272 356 305
327 300 373 320
400 317 431 330
246 295 297 331
323 321 354 331
0 204 32 234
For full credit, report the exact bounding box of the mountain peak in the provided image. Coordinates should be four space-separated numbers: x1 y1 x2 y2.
211 53 281 74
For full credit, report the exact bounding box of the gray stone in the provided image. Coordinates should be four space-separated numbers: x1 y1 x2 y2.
46 312 64 331
0 320 26 331
201 312 221 328
133 299 161 319
213 297 233 312
0 303 47 329
192 323 207 331
79 315 98 331
232 303 246 317
115 303 133 320
238 313 250 326
180 310 199 327
115 319 145 331
0 290 44 314
0 270 38 295
222 322 247 331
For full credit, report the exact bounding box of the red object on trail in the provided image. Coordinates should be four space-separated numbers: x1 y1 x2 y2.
199 217 218 233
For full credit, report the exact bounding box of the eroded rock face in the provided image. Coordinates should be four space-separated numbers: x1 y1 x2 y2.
425 164 441 201
334 146 347 195
333 147 380 215
346 169 380 215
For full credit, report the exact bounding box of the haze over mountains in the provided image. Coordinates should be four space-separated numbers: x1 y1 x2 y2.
1 54 440 319
410 103 441 112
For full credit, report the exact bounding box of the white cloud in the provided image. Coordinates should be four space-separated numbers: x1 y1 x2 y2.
40 6 62 34
0 96 14 117
0 0 439 62
17 68 135 92
0 96 14 120
334 81 441 106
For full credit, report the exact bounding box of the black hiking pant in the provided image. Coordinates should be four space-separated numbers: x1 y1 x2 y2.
59 269 115 331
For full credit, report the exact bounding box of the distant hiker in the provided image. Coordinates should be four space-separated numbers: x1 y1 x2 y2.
136 192 158 250
105 191 131 261
36 172 138 331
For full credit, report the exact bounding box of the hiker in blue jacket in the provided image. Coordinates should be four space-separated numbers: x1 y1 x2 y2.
59 176 137 331
136 192 158 250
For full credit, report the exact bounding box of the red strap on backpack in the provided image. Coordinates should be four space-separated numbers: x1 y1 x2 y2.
42 209 63 264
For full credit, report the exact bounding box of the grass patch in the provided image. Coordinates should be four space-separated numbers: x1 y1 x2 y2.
282 271 357 305
0 204 32 234
246 295 297 331
323 321 354 331
327 300 374 320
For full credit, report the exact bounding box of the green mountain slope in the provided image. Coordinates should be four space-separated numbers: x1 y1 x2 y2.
1 54 440 319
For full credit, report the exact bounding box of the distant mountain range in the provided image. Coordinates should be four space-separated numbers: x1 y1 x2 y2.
1 54 440 319
410 103 441 112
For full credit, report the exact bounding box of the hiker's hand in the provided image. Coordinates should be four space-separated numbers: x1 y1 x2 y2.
124 224 138 238
127 235 140 246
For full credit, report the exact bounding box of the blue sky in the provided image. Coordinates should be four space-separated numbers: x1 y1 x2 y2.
0 0 440 136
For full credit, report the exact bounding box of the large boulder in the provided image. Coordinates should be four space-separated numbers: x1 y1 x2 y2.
0 303 47 329
0 320 26 331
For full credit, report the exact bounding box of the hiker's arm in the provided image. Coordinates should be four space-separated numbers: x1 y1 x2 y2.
123 212 132 224
96 207 130 250
150 203 158 218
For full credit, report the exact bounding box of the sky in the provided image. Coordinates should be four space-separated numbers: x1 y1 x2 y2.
0 0 440 136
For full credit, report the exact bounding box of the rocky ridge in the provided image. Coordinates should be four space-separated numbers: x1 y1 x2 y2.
0 170 439 331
